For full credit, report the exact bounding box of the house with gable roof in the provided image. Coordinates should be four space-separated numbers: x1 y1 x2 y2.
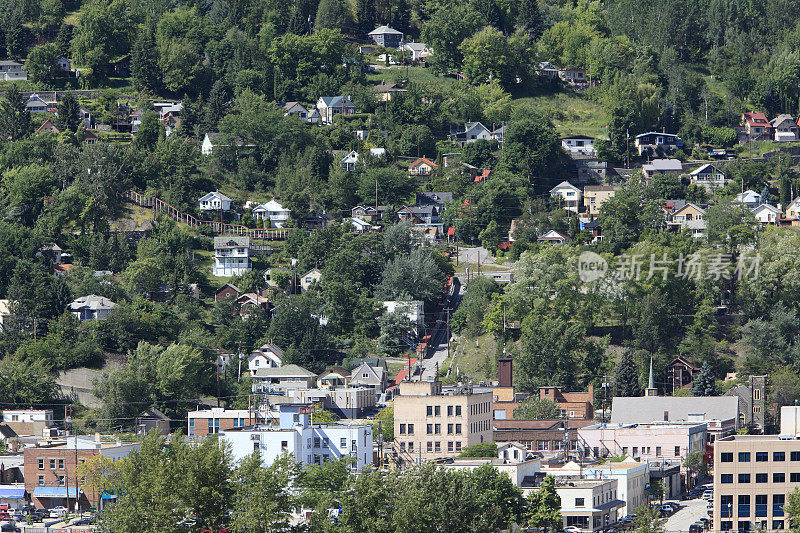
689 163 726 189
213 236 251 277
449 122 492 145
315 96 356 124
741 112 771 138
549 181 582 212
248 343 284 373
198 191 232 212
771 114 799 141
368 25 404 48
252 200 290 227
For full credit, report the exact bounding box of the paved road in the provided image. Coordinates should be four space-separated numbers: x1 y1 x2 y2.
664 496 710 532
420 277 464 380
456 246 495 268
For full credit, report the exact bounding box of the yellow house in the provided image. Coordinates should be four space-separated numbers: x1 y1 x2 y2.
408 157 437 177
583 185 616 217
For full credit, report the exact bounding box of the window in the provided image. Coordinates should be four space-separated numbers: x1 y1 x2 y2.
400 424 406 435
314 437 321 447
38 459 44 470
632 447 638 456
738 474 750 484
455 441 462 451
739 452 751 462
58 458 64 469
427 424 433 435
447 406 453 417
756 495 768 518
57 475 65 486
434 441 441 453
434 424 441 435
721 474 733 484
576 498 585 507
775 452 786 462
253 442 259 452
721 452 733 463
675 446 681 456
738 495 751 517
341 438 347 448
456 406 462 416
721 495 733 518
408 442 414 452
754 389 762 400
656 446 662 456
773 521 785 531
756 473 768 483
775 494 786 517
49 459 55 470
447 424 453 435
455 424 462 434
408 424 414 435
427 406 433 416
775 473 786 483
323 438 330 448
427 442 433 452
434 406 441 416
721 522 733 531
792 473 800 482
37 475 44 486
622 447 628 455
792 451 800 461
756 452 769 462
399 442 405 452
448 442 453 452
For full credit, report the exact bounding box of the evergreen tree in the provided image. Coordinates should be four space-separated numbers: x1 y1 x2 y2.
4 11 24 59
517 0 542 37
57 92 81 132
355 0 375 34
692 362 718 396
614 349 642 397
203 79 230 132
55 23 73 56
131 22 160 92
0 84 31 141
315 0 353 32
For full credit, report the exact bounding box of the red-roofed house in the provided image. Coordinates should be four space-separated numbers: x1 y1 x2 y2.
741 112 772 138
474 169 492 183
408 157 437 177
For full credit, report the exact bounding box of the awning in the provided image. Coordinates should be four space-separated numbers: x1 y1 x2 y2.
33 487 83 498
0 487 25 498
100 493 118 500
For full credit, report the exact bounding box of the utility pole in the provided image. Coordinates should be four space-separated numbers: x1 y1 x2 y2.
375 178 378 214
216 356 221 407
446 308 450 361
625 129 630 169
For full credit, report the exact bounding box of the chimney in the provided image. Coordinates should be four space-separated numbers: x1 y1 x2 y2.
498 358 513 388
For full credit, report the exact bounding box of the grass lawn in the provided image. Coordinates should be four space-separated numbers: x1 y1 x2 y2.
445 333 499 383
516 93 608 139
366 64 461 91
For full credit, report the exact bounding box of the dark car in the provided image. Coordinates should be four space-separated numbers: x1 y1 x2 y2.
0 525 21 532
689 522 704 533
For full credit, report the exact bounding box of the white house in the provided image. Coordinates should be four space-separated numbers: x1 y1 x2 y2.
68 295 116 321
752 203 782 224
561 135 596 156
0 60 27 81
0 299 11 330
449 122 492 144
349 217 375 233
341 150 359 171
538 229 570 244
248 343 284 374
550 181 582 212
213 236 251 277
689 164 726 189
201 133 220 155
771 114 799 142
300 268 322 292
642 158 682 179
735 190 762 208
220 404 373 470
786 197 800 219
25 94 49 113
252 200 290 228
198 191 232 212
400 42 432 61
316 96 356 124
382 301 425 335
443 444 542 495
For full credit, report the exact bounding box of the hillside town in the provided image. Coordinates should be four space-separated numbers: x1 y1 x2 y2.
3 0 800 531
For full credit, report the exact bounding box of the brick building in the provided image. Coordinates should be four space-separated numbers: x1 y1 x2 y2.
187 408 269 438
24 436 139 510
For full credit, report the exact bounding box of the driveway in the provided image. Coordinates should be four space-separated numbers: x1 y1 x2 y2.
420 277 464 380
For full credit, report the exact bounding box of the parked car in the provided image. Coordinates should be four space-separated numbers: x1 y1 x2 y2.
702 491 713 501
0 525 20 532
564 527 583 533
49 506 68 518
689 522 704 533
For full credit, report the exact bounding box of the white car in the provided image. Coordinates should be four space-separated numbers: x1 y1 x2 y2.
564 527 583 533
49 507 68 518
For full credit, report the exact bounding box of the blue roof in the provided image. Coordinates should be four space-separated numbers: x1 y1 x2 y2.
0 488 25 498
33 487 83 498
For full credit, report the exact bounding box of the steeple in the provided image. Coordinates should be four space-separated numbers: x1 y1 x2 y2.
645 356 658 397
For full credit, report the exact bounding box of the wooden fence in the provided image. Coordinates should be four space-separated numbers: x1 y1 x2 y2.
126 190 293 240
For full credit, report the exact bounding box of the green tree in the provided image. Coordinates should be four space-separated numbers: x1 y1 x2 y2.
156 8 205 93
0 85 32 141
70 0 132 78
3 164 57 225
458 442 498 457
691 362 718 396
460 27 516 89
232 453 296 533
784 487 800 531
131 21 160 92
526 475 562 533
375 248 447 305
0 355 58 404
420 4 482 74
512 397 562 420
632 503 666 533
372 405 394 442
135 110 162 150
517 0 542 36
497 110 561 182
57 92 82 132
315 0 353 31
614 349 642 397
26 42 60 84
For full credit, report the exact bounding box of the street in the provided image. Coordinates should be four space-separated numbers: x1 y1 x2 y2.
663 496 710 532
420 277 465 380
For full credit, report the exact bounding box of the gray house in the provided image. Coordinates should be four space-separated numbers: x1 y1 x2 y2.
368 25 404 48
349 362 388 393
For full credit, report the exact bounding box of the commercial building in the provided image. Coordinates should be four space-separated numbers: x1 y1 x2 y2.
1 410 54 436
442 442 543 495
220 404 372 470
493 419 593 457
23 435 139 510
286 387 375 419
544 460 649 516
188 408 271 437
556 478 624 532
393 381 493 462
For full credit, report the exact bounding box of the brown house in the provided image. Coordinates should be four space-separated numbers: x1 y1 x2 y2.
35 118 60 135
215 283 241 301
493 419 594 453
665 357 699 394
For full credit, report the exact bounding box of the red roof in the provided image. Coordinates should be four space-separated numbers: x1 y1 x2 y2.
447 227 455 236
409 157 437 169
498 241 512 250
473 169 492 183
743 112 770 128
